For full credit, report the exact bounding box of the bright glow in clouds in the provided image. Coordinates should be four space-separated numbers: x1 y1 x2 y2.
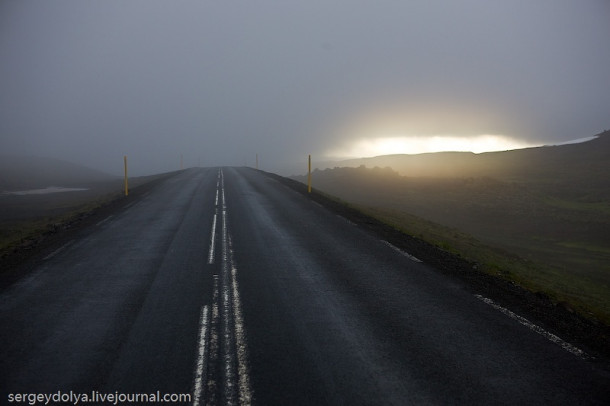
325 135 540 159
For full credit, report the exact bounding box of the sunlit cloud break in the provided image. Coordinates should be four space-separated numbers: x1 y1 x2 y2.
325 135 540 159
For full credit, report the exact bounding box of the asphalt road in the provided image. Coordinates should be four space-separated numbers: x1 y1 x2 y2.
1 167 608 405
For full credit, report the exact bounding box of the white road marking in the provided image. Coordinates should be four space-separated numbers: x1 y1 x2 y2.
336 214 357 226
219 177 237 404
381 240 423 263
221 173 226 209
220 168 252 404
228 234 252 405
196 168 252 405
208 276 220 405
208 169 223 265
43 241 74 261
208 213 218 264
474 294 587 358
221 284 236 403
192 305 210 406
95 215 113 227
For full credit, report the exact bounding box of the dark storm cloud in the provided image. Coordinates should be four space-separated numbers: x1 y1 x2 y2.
1 0 609 175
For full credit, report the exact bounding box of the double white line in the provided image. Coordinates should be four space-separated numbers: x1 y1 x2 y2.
193 169 252 406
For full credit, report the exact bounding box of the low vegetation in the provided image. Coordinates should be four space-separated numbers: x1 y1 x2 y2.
0 162 181 260
357 204 609 324
293 132 610 325
0 190 122 259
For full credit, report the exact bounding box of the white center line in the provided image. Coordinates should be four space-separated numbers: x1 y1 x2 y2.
208 276 220 405
192 305 210 406
208 213 218 264
221 172 226 209
196 168 252 405
219 173 237 404
228 234 252 405
208 169 222 265
220 170 252 405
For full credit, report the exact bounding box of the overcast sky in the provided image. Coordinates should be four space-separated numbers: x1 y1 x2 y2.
1 1 609 175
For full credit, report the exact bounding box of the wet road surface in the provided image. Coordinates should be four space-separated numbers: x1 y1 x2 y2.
1 167 608 405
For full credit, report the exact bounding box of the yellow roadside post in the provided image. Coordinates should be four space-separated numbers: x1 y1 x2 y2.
308 154 312 193
124 155 129 196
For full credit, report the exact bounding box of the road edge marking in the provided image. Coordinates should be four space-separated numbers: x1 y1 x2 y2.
381 240 422 263
474 294 587 359
43 240 74 261
95 215 114 227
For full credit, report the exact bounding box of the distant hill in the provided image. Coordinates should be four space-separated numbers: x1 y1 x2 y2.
330 130 610 177
313 130 610 201
291 131 610 323
0 156 117 191
291 129 610 268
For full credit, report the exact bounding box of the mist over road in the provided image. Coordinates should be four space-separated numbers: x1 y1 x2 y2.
1 167 608 405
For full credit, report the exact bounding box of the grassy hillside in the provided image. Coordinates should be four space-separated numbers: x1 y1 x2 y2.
293 131 610 324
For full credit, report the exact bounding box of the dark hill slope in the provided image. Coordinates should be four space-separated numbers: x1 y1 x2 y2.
0 156 117 191
292 132 610 323
334 130 610 200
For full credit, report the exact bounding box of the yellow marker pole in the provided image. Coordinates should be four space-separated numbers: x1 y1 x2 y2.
308 154 312 193
123 155 129 196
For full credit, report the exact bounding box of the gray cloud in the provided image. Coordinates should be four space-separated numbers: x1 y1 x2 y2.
1 0 609 175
